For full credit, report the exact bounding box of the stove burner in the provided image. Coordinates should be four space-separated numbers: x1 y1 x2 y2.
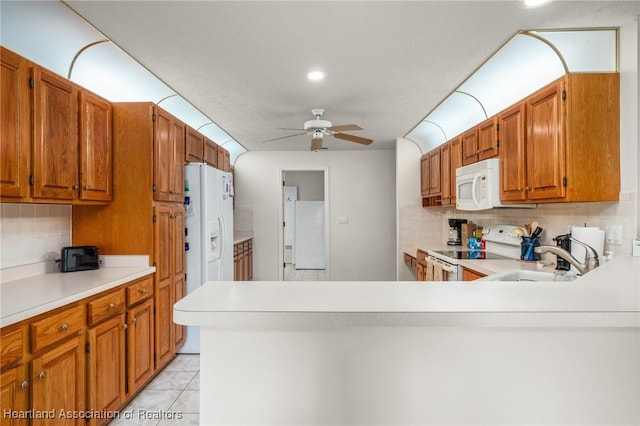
432 250 512 260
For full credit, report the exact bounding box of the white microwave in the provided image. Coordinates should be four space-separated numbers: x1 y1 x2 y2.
455 158 535 211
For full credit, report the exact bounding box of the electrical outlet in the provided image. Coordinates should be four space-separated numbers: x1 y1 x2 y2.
605 225 622 245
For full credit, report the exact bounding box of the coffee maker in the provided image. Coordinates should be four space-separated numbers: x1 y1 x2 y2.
447 218 468 246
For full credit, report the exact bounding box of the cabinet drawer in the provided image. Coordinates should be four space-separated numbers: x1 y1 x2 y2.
1 327 25 370
87 289 125 326
126 276 154 307
31 305 84 353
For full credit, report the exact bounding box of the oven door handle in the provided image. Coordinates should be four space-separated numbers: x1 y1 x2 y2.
441 264 457 273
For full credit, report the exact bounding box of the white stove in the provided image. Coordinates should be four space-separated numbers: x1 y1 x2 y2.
427 224 528 281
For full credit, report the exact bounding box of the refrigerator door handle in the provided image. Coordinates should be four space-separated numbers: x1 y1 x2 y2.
218 216 226 269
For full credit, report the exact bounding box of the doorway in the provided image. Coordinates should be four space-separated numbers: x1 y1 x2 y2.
279 169 329 281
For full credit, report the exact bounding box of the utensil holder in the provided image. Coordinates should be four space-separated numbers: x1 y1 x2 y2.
520 237 541 261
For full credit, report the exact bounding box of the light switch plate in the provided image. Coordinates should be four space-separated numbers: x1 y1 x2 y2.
605 225 622 245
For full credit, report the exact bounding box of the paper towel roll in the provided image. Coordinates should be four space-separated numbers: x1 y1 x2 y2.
570 227 605 271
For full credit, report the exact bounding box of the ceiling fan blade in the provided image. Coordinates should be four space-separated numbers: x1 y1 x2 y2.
333 132 373 145
261 132 308 143
327 124 363 132
310 137 323 151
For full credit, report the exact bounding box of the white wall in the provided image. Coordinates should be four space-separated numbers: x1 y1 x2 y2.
234 150 396 281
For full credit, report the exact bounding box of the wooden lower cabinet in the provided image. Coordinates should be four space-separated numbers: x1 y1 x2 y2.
127 298 154 396
233 239 253 281
462 267 486 281
0 274 162 426
86 315 125 425
31 334 85 425
1 364 29 426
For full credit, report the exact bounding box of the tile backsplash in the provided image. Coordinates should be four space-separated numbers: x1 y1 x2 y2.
400 191 638 258
0 204 71 269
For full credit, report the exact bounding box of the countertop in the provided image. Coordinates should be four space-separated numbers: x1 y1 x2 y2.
1 256 155 327
233 231 253 244
175 255 640 328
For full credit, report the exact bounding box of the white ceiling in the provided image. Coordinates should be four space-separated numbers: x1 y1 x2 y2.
63 1 640 153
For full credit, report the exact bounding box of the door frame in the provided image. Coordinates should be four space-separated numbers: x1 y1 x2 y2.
277 168 330 281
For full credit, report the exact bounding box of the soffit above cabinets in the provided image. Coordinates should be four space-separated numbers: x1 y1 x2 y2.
406 28 619 153
0 0 246 164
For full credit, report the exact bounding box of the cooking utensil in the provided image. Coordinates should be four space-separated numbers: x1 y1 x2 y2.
531 226 543 239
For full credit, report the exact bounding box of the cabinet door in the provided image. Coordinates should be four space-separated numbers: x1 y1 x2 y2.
170 119 185 201
1 364 29 426
127 298 154 395
32 67 79 200
526 81 566 200
477 117 498 160
440 143 452 205
0 47 30 200
172 207 186 352
449 137 462 204
428 149 441 195
79 90 112 201
420 154 429 197
87 315 125 421
185 126 204 162
154 109 174 202
153 205 174 368
31 335 85 426
499 103 527 202
204 138 218 168
461 128 478 165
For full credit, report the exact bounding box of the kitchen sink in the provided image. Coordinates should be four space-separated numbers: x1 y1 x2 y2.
478 270 578 282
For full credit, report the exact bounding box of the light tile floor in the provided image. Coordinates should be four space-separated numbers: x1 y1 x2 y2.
110 354 200 426
284 263 327 281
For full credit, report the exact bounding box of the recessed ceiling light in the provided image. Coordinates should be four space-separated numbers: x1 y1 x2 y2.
523 0 553 8
307 71 325 81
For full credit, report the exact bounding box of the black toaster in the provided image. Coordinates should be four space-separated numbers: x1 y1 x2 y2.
59 246 100 272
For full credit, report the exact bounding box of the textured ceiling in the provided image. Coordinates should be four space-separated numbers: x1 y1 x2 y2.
64 1 640 152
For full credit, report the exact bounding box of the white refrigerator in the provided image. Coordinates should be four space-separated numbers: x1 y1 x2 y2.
181 163 233 353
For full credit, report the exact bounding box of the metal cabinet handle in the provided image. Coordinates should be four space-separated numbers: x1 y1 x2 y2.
525 186 530 191
20 381 28 389
38 371 46 380
84 185 90 190
132 318 137 325
108 303 116 310
123 324 128 330
60 323 69 332
138 288 147 294
72 184 80 190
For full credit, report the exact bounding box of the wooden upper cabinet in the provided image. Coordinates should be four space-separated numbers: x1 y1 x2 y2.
477 116 499 160
525 79 566 200
31 66 79 200
204 138 218 168
0 46 30 200
153 108 185 203
499 103 527 202
79 90 112 202
461 128 478 166
449 137 462 205
440 143 452 205
420 154 429 197
428 148 441 195
185 126 204 163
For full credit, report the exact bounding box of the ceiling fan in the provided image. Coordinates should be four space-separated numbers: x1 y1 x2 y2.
262 109 373 151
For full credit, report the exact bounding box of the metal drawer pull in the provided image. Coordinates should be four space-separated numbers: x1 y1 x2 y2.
84 185 90 190
108 303 116 310
138 288 148 294
132 318 137 325
60 323 69 332
20 381 28 389
38 371 46 380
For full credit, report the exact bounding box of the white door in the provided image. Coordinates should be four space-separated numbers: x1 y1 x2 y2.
294 201 325 269
283 186 297 264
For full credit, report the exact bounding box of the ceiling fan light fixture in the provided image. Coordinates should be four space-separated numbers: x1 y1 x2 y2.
522 0 553 8
307 71 325 81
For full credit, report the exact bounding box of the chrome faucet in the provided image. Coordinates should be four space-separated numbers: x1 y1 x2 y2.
534 237 600 275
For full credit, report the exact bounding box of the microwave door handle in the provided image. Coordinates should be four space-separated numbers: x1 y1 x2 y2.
471 174 481 209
